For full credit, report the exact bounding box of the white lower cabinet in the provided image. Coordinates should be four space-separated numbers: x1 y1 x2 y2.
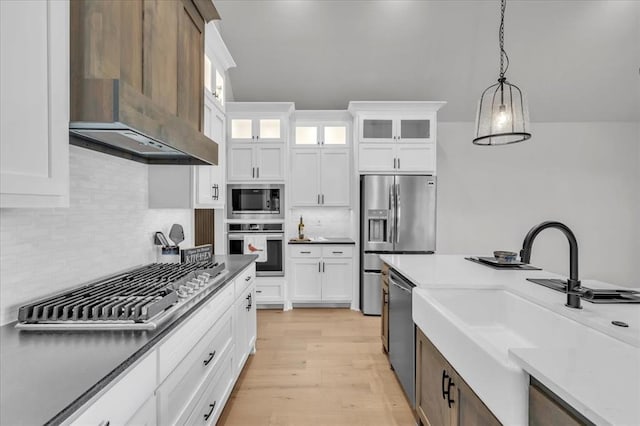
179 349 234 426
69 262 257 426
290 245 354 303
234 281 257 375
126 394 156 426
156 309 233 425
70 354 157 426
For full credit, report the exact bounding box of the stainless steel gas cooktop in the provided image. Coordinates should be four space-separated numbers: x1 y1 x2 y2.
15 261 228 331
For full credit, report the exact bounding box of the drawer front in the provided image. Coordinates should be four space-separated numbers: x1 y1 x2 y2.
235 263 257 298
322 245 354 258
71 354 156 426
290 245 322 258
159 282 234 381
255 284 283 302
181 348 235 426
157 309 233 425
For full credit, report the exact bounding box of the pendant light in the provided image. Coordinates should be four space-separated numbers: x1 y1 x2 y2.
473 0 531 145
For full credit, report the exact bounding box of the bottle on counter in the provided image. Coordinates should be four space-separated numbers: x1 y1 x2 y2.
298 216 305 240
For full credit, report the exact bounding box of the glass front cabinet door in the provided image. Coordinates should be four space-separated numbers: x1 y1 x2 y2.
359 115 433 144
229 117 284 143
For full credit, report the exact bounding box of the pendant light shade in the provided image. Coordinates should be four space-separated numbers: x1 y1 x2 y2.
473 0 531 146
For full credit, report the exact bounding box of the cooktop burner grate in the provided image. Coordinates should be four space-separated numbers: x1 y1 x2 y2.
17 261 225 324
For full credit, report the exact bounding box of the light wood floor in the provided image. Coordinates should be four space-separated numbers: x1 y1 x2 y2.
218 308 415 426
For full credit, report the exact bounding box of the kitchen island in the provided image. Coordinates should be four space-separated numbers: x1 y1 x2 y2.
0 255 257 425
381 254 639 426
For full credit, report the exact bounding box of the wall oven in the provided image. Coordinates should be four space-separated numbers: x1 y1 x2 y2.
227 223 284 277
227 184 284 220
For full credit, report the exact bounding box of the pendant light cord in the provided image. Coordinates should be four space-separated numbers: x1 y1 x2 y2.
499 0 510 80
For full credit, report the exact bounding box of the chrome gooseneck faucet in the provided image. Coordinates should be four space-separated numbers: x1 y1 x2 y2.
520 221 582 309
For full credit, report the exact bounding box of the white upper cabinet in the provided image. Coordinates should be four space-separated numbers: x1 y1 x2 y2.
227 144 285 182
290 148 351 207
349 102 446 174
290 111 352 207
0 0 69 208
204 21 235 111
195 22 235 209
226 102 293 182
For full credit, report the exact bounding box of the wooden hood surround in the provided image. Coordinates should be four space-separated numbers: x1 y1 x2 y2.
70 0 221 165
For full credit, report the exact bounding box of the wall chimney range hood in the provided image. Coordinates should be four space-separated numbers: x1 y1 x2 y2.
70 1 220 166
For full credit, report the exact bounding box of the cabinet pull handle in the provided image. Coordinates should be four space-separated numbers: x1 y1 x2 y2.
245 275 252 282
446 378 455 408
203 402 216 421
257 167 260 178
318 194 320 204
252 167 255 178
300 251 311 254
212 184 219 200
322 261 325 273
332 251 343 254
319 262 321 272
98 421 110 426
256 135 260 140
441 370 449 400
203 350 217 366
321 194 324 204
393 158 396 169
256 290 262 294
397 158 400 169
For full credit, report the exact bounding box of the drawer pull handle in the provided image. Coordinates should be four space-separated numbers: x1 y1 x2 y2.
332 251 343 254
203 350 216 366
204 401 217 421
256 290 263 293
300 251 311 254
245 275 252 282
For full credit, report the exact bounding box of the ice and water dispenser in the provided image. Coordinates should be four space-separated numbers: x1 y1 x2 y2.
367 209 389 243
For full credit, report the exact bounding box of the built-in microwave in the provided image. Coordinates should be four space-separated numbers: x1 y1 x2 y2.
227 184 284 220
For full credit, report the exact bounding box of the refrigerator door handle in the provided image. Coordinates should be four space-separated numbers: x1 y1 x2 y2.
396 183 401 244
388 184 395 244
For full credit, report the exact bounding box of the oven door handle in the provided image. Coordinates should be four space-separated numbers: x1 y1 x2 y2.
228 233 284 240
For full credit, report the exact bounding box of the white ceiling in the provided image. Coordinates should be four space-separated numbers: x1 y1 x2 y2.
215 0 640 122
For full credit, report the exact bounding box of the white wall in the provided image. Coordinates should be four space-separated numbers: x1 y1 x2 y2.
0 146 194 325
436 122 639 287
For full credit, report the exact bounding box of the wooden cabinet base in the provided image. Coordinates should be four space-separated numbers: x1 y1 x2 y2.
529 379 592 426
416 328 500 426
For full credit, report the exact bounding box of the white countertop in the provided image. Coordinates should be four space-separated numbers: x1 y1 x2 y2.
381 254 640 426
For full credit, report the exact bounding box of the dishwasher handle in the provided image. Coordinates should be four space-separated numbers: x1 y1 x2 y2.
389 277 412 293
389 271 414 293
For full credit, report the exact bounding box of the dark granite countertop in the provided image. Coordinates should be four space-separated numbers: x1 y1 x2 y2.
0 255 257 426
288 237 355 245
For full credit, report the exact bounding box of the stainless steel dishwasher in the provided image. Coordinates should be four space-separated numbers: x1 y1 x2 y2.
388 269 415 407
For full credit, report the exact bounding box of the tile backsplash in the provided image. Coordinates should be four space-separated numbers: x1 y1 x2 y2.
287 208 354 240
0 146 193 325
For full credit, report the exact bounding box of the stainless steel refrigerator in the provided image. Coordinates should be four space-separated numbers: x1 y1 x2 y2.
360 175 436 315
